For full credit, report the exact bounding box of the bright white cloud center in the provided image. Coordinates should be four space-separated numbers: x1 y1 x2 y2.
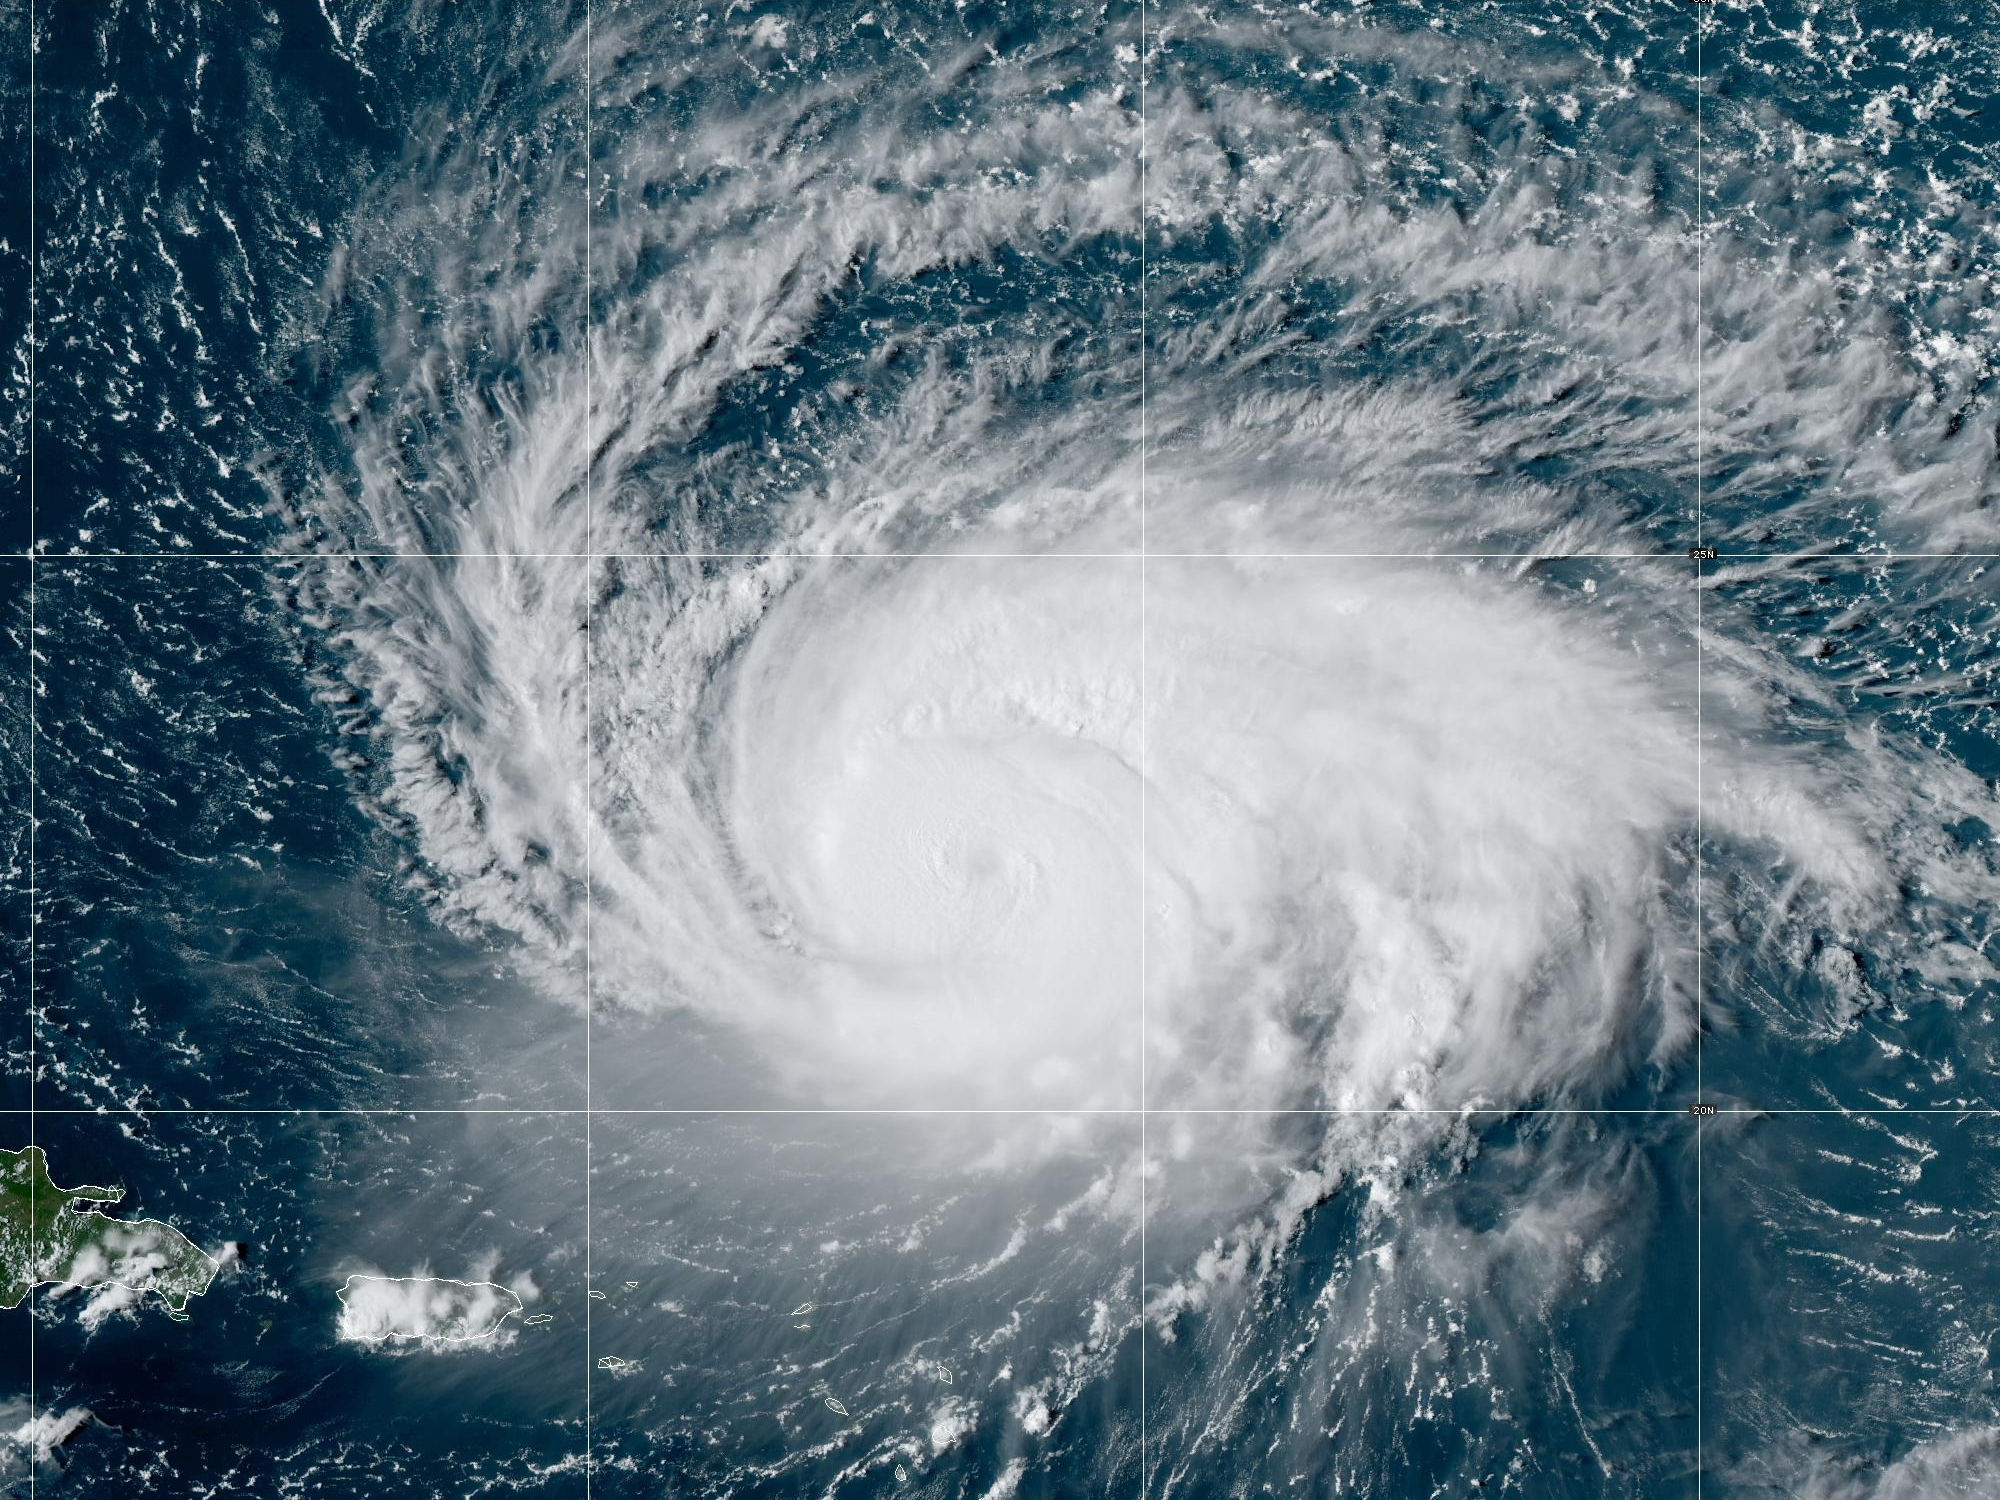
582 550 1717 1114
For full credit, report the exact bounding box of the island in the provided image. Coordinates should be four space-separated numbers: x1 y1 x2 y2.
0 1146 220 1320
335 1274 524 1345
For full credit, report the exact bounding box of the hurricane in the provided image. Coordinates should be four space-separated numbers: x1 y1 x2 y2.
295 3 1994 1122
266 3 2000 1492
19 0 2000 1495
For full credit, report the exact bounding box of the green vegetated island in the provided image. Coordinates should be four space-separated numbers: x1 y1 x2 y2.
0 1146 219 1321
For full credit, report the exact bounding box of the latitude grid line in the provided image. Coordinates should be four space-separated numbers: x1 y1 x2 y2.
12 7 1989 1498
15 550 2000 561
7 1108 1998 1117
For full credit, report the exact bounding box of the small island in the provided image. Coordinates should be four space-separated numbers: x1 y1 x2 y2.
0 1146 220 1320
335 1274 524 1345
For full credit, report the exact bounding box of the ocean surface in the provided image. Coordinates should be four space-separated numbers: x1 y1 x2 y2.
3 1 1999 1496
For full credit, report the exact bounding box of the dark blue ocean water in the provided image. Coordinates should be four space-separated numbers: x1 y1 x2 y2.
2 2 1998 1497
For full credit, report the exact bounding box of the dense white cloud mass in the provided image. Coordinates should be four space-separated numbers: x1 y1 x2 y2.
680 556 1144 1106
290 2 1997 1120
335 1274 524 1350
0 1404 94 1474
274 2 1999 1484
1768 1429 2000 1500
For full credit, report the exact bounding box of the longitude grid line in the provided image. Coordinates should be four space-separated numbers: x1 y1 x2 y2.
584 0 595 1491
12 8 1967 1497
1137 0 1148 1494
1694 6 1706 1497
25 3 35 1492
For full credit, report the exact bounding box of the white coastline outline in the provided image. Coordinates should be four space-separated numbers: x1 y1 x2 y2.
333 1273 526 1346
50 1209 225 1317
3 1147 222 1317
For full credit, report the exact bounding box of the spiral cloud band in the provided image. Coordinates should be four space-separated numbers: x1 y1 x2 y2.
274 6 2000 1489
291 5 1993 1127
595 549 1689 1113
